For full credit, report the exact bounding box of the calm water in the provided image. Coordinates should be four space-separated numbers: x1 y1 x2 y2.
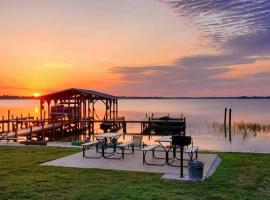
1 99 270 153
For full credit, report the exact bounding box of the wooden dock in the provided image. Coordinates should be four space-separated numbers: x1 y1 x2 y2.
0 116 186 143
0 88 185 143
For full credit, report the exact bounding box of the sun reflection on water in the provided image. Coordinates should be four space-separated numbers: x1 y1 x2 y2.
34 107 39 115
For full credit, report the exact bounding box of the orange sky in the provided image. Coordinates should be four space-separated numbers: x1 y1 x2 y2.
1 0 269 97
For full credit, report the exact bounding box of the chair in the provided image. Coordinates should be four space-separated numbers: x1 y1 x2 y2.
132 135 145 149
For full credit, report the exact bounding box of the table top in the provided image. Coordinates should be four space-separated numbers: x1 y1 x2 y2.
96 132 122 139
155 136 172 143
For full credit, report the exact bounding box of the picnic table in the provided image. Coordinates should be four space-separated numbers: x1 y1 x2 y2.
95 132 123 159
154 136 198 166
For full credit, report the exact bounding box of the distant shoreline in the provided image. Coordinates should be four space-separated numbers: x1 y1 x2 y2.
0 96 269 100
119 96 270 99
0 96 37 100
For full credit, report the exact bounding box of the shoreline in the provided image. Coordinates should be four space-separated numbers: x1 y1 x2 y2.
1 96 270 100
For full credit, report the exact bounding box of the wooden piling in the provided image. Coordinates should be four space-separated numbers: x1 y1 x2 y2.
229 108 232 142
1 116 4 133
52 122 55 141
30 126 33 142
224 107 227 138
7 110 10 133
42 122 45 141
224 107 227 126
15 117 18 140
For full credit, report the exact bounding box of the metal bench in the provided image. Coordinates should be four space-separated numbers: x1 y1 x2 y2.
117 141 135 159
142 144 166 166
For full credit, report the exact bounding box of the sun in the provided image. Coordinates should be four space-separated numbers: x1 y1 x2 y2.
33 92 40 97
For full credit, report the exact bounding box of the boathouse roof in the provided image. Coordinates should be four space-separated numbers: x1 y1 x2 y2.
41 88 118 100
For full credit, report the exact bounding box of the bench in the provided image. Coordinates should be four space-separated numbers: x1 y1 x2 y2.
171 146 199 161
81 141 99 147
142 144 160 152
82 141 99 158
184 146 199 160
117 141 135 159
142 144 163 165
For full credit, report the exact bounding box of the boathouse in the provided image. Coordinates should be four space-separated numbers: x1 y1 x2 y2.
40 88 119 121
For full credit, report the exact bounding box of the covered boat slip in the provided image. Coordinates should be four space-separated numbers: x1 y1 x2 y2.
40 88 119 121
0 88 121 142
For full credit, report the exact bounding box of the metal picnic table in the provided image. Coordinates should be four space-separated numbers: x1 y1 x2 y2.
155 136 198 167
95 132 123 159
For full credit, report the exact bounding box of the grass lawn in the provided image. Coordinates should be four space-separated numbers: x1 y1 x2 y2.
0 147 270 200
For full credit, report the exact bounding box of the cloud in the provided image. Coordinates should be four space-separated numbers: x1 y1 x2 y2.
0 78 34 95
109 0 270 96
111 62 270 96
164 0 270 45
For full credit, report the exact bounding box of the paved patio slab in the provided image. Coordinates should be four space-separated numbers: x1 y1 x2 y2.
42 148 220 180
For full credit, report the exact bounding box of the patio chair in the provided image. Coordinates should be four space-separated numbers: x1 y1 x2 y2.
132 135 145 149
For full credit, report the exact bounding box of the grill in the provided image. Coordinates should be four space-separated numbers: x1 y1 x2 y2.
172 135 192 178
172 136 191 146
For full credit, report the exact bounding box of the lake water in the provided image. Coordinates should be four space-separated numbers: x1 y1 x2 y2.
1 99 270 153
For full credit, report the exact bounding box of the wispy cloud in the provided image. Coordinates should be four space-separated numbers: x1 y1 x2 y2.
111 0 270 96
164 0 270 44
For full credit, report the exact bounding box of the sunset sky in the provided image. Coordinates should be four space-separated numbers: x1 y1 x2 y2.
1 0 270 97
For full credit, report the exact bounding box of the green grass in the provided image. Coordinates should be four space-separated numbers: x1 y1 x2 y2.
0 147 270 200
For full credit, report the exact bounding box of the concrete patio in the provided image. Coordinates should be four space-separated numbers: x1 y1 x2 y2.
42 148 221 180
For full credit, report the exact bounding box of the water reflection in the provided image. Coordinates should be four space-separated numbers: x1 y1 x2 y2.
1 99 270 152
34 107 39 115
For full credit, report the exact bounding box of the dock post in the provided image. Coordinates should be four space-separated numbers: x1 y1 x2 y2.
92 121 95 136
15 117 18 141
43 111 46 122
30 126 33 142
224 107 227 138
42 122 45 141
52 122 55 142
1 116 4 133
7 110 10 133
27 113 30 128
229 108 232 142
123 121 127 134
20 114 23 129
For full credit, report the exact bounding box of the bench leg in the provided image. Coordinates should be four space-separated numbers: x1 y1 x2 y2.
95 143 98 153
122 147 124 159
143 151 146 165
132 144 134 155
83 146 85 158
143 150 166 166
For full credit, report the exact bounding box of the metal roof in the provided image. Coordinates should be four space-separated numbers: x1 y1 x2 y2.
41 88 117 100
